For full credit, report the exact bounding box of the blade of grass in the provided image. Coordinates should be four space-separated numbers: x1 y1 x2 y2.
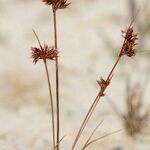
82 129 122 150
82 120 104 150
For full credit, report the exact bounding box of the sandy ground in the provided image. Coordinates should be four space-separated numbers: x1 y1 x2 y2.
0 0 150 149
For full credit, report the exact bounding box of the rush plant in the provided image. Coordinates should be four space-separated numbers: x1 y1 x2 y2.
30 1 140 150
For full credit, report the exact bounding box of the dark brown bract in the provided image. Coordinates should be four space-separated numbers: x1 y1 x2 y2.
42 0 53 5
31 44 58 63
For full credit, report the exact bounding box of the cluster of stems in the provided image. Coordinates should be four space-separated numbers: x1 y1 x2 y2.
31 1 139 150
31 1 70 150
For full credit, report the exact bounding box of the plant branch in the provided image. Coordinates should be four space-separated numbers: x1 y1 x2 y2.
72 55 122 150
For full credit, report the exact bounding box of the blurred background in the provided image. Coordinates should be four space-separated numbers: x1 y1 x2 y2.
0 0 150 149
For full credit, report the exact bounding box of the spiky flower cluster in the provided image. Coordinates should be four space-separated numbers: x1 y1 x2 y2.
120 27 138 57
42 0 70 10
97 26 138 96
31 44 58 63
97 76 112 96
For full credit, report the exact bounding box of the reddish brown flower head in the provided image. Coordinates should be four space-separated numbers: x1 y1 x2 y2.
42 0 70 10
97 77 112 96
121 41 136 57
31 44 58 63
122 27 138 43
120 27 138 57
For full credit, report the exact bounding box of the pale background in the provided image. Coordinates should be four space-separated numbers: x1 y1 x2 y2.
0 0 150 149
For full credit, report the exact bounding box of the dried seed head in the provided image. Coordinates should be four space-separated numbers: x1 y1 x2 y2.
121 41 136 57
120 27 138 57
31 47 41 63
97 77 112 96
31 44 58 63
122 27 133 41
122 27 138 43
42 0 70 10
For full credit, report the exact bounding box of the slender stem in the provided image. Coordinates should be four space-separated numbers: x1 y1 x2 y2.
128 0 136 21
32 30 56 149
44 60 55 150
82 120 104 149
72 55 122 150
71 93 100 150
80 96 100 137
53 8 60 150
82 56 122 136
106 56 121 82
